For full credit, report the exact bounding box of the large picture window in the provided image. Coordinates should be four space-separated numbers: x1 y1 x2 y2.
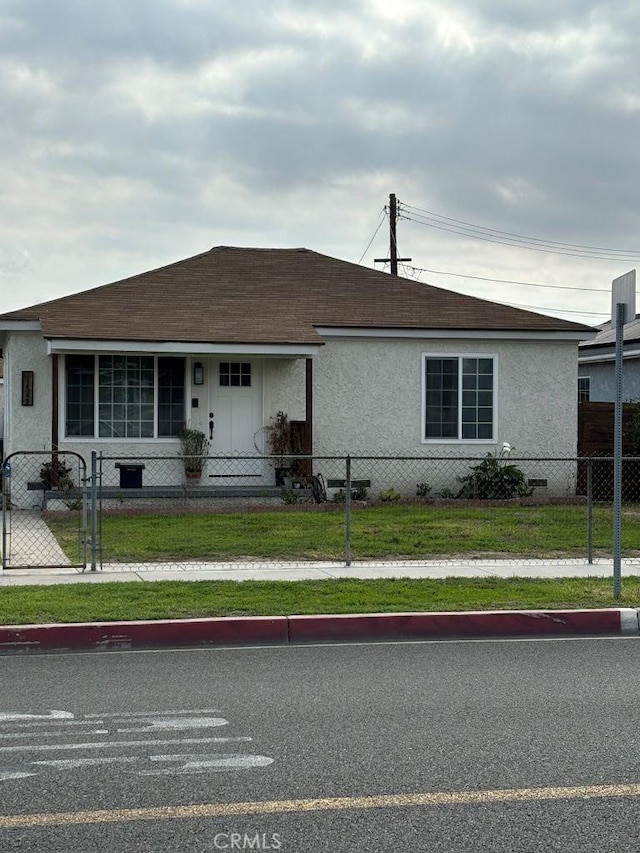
64 355 185 439
423 354 496 441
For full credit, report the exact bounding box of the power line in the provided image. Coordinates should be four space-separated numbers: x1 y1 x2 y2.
401 211 640 261
357 208 387 264
395 263 608 318
366 195 610 322
401 202 640 258
399 263 609 294
499 301 607 317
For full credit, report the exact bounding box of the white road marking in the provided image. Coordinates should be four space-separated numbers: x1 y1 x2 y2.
0 709 273 780
0 711 74 722
0 720 105 729
136 754 274 775
19 635 640 659
33 757 139 769
0 770 37 780
116 716 228 733
84 709 221 718
0 736 252 754
0 729 108 740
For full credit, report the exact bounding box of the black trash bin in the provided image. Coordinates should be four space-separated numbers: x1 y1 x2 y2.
115 463 145 488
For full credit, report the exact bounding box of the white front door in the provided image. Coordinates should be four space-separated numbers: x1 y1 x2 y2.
209 359 264 481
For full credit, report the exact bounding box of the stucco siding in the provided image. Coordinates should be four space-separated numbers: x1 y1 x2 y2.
262 358 306 424
312 337 578 496
579 358 640 402
3 332 51 456
313 337 577 455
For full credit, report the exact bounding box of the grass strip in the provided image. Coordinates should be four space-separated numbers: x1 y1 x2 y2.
45 504 638 562
0 577 638 626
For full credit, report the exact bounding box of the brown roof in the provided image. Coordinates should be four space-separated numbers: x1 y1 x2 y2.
579 316 640 351
0 247 592 343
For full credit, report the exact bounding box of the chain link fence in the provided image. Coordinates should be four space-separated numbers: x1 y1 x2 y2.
1 451 88 569
3 451 640 570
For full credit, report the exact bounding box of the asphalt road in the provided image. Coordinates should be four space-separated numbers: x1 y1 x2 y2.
1 637 640 852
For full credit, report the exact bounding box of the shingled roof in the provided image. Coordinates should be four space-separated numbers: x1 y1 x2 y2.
0 247 592 344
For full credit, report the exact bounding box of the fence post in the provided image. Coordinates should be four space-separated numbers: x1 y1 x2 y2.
90 451 98 572
345 455 352 566
81 455 88 569
1 459 8 573
586 458 593 565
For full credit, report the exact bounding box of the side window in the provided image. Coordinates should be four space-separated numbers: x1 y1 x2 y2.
423 354 495 441
578 376 590 402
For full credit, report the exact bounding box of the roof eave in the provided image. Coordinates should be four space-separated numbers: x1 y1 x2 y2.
315 326 593 341
45 339 322 357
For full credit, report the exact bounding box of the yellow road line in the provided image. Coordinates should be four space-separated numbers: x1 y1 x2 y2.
2 783 640 829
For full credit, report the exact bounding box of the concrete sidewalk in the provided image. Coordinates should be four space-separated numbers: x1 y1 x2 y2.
0 556 637 586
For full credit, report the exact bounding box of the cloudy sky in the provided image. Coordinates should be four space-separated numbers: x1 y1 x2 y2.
2 0 640 325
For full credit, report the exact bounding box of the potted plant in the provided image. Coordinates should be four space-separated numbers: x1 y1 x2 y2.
178 428 209 481
265 411 292 486
39 459 74 491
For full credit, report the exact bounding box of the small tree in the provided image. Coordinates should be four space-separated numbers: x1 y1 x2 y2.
265 411 293 486
265 411 292 465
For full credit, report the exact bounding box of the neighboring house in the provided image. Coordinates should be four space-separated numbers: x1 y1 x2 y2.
579 316 640 402
0 357 3 456
0 246 592 492
578 269 640 403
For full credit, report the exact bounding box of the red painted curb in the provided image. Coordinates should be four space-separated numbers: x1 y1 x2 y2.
287 609 626 643
0 609 631 653
0 616 289 653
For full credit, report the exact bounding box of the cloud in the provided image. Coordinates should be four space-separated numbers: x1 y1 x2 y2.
0 0 638 322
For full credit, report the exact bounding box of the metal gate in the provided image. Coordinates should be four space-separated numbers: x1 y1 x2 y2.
2 451 88 570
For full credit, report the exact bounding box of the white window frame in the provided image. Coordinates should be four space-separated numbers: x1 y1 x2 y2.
61 354 187 441
421 353 498 444
578 375 590 402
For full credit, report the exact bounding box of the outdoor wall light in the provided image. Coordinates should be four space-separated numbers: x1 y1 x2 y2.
21 370 34 406
193 361 204 386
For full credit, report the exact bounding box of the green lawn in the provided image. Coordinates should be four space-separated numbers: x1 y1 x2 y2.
0 577 638 626
45 503 634 563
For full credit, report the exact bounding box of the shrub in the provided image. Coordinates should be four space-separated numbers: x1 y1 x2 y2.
333 485 368 503
456 444 532 500
380 487 402 502
416 482 431 498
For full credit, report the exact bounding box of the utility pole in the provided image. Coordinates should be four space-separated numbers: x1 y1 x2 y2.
375 193 411 275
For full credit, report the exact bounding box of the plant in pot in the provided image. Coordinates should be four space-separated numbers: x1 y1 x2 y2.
39 459 75 491
265 411 292 487
178 427 209 482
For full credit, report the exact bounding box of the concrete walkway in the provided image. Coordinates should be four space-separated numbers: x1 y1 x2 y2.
0 557 638 586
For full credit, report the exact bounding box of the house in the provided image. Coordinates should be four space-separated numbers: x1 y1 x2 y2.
577 270 640 405
0 358 3 458
0 246 593 493
579 319 640 402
